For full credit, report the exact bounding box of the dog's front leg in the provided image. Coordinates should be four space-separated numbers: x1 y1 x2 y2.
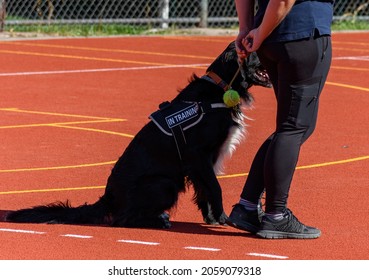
184 151 227 225
200 201 228 225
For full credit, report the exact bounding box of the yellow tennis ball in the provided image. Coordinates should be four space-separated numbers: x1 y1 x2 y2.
223 89 240 107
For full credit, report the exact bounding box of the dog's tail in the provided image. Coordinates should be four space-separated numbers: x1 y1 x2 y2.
5 197 109 225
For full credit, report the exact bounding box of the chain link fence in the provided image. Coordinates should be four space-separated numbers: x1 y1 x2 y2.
1 0 369 32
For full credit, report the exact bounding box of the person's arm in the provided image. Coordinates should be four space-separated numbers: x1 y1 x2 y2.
235 0 255 33
234 0 255 60
244 0 296 52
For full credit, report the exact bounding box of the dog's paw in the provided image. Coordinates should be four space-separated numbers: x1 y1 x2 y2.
203 211 228 225
218 211 228 225
203 215 217 225
159 212 171 229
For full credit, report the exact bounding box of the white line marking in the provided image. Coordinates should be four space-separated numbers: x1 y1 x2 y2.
0 64 208 77
117 239 160 246
247 252 288 259
0 228 45 234
61 234 93 239
184 246 221 252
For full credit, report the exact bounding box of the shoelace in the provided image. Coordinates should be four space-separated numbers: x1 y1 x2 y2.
283 209 306 232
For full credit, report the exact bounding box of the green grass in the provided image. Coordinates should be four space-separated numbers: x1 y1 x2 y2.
3 20 369 37
332 20 369 31
4 23 148 37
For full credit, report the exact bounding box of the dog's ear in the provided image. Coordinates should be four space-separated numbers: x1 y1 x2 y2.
223 41 238 63
206 41 239 85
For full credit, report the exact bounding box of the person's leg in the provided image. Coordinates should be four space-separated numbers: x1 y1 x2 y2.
262 35 332 214
227 35 332 238
225 53 279 233
256 35 332 238
239 49 280 205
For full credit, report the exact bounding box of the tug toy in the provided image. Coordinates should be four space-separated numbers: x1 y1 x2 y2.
223 65 242 108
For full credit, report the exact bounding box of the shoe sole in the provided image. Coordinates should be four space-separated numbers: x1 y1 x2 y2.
225 218 259 234
256 230 321 239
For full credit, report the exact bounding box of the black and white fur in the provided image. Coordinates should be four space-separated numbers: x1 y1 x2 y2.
6 42 271 228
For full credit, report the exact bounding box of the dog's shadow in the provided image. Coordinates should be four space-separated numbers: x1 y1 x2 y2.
168 221 250 237
0 210 251 237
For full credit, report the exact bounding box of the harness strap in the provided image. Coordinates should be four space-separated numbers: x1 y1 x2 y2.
170 102 226 161
171 125 187 161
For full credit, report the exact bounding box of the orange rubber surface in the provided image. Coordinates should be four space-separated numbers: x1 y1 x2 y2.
0 32 368 260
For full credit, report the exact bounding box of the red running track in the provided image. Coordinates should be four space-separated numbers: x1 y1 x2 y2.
0 32 368 260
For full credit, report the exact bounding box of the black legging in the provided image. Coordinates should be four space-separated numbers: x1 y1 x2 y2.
241 34 332 214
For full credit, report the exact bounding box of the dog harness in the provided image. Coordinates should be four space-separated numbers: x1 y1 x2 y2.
150 100 227 160
150 69 241 161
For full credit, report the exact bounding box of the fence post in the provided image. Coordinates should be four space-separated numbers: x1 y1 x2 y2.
0 0 5 32
160 0 169 29
199 0 208 28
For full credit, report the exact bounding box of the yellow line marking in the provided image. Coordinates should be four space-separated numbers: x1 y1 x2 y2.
0 108 132 137
0 162 116 173
0 108 133 173
0 107 120 121
217 173 248 179
0 119 124 130
0 185 105 195
1 107 368 177
1 124 132 140
217 155 369 179
326 81 369 92
0 49 174 66
51 123 134 138
295 155 369 170
0 49 207 70
4 39 368 57
1 41 215 60
1 155 369 195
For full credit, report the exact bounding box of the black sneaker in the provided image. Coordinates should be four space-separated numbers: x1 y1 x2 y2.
256 209 321 239
225 204 264 234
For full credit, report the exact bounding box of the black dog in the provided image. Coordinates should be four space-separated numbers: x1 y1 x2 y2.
6 42 271 229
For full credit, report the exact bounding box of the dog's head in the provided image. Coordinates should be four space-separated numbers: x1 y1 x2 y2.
206 41 271 104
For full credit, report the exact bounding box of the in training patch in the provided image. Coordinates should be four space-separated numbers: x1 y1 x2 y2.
166 103 199 128
149 101 203 136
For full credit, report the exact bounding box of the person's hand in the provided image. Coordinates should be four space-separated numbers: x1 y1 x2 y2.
235 31 249 63
243 28 263 53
